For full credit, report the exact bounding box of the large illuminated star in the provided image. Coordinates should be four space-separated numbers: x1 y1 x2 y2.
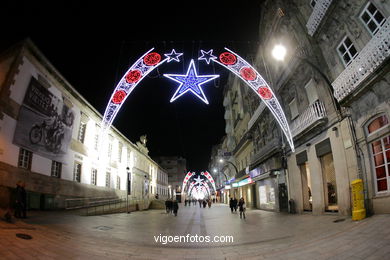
164 59 219 104
193 175 204 186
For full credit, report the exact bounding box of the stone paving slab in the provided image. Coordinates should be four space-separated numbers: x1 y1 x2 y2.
0 204 389 259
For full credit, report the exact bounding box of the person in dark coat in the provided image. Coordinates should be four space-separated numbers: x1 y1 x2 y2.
229 198 234 213
233 197 238 212
202 199 207 208
14 181 23 218
173 200 179 216
238 197 246 219
165 199 170 213
198 199 202 208
20 182 27 218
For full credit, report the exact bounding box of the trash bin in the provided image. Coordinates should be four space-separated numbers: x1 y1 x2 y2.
351 179 365 221
288 199 296 214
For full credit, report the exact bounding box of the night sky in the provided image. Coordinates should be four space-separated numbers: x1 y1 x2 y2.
2 1 262 171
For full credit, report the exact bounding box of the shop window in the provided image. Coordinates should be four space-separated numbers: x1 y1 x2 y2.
18 148 32 170
337 36 358 67
51 161 62 178
360 2 386 36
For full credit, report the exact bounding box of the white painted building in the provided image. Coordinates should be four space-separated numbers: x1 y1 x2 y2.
0 39 168 209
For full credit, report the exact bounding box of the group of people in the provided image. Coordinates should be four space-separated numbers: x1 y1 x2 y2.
165 199 179 216
184 198 213 208
229 197 246 219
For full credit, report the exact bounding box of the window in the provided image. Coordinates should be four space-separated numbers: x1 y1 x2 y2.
74 163 82 182
18 148 32 170
51 161 62 178
304 78 319 104
106 172 111 187
367 115 389 135
337 36 358 67
310 0 316 8
94 124 100 150
91 168 97 185
289 98 299 119
360 2 386 35
116 176 121 190
78 122 87 143
370 135 390 192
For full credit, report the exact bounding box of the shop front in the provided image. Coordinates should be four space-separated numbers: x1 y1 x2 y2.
230 176 256 208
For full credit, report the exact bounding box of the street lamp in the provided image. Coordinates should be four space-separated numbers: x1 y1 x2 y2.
219 159 239 176
126 167 131 214
272 44 287 61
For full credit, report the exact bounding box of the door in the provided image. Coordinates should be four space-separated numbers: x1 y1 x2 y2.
278 183 288 212
321 153 338 212
300 163 312 211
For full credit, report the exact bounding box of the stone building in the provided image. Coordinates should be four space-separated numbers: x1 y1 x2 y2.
154 156 187 201
0 39 168 209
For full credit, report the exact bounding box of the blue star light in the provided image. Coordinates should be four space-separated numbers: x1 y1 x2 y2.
164 49 183 63
164 59 219 104
198 49 217 64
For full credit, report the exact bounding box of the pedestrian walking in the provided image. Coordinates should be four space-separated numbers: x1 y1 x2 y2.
229 197 234 213
198 199 202 208
233 197 238 212
173 200 179 216
14 181 23 218
20 182 27 218
202 200 207 208
208 199 212 208
238 197 246 219
184 199 187 206
165 199 170 213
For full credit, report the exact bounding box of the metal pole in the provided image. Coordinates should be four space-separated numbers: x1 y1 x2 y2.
126 167 130 214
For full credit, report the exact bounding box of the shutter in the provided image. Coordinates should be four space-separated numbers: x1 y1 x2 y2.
315 138 332 157
296 151 308 165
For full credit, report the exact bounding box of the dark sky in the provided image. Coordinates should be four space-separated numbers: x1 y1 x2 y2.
2 1 262 171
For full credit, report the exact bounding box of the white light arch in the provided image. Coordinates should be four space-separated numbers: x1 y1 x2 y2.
100 48 295 152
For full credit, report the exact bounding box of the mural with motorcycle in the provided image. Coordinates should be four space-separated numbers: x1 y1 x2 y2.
13 77 75 163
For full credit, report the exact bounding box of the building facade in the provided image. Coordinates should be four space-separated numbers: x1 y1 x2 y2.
0 40 168 210
154 156 187 201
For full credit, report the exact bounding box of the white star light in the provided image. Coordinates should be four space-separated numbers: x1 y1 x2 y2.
164 49 183 63
193 175 204 186
164 59 219 104
198 49 217 64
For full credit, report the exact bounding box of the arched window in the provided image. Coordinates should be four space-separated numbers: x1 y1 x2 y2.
367 115 389 134
366 115 390 193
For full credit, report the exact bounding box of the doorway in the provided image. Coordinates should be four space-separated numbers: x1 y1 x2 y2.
278 183 288 212
300 162 312 211
321 153 338 212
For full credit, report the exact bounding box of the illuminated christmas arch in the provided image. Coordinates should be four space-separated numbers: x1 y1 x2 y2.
101 48 295 152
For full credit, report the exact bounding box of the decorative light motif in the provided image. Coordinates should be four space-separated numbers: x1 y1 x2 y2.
206 47 295 152
164 59 219 104
125 70 142 84
112 90 127 104
198 49 217 64
201 171 216 191
143 52 161 66
164 49 183 63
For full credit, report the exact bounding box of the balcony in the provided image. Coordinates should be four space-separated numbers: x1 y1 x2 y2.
332 18 390 102
306 0 333 36
290 100 327 138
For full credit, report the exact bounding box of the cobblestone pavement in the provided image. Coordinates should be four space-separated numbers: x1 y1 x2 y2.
0 203 389 259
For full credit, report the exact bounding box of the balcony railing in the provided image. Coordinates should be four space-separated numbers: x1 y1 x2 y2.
332 18 390 102
290 100 327 137
306 0 333 36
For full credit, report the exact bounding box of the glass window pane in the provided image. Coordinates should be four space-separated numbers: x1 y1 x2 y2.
368 3 376 15
377 179 387 191
374 153 384 166
361 12 370 23
383 136 390 150
343 53 351 64
372 140 382 154
386 150 390 162
368 21 377 33
374 12 385 24
345 37 352 47
368 116 389 133
338 45 346 54
376 166 386 179
349 46 357 57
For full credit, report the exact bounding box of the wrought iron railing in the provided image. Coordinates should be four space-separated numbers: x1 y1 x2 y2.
332 18 390 102
290 100 327 137
306 0 333 36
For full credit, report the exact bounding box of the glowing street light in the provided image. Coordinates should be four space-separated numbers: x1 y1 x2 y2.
272 44 287 61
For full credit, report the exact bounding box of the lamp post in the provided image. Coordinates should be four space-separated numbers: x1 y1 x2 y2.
126 167 131 214
219 158 239 176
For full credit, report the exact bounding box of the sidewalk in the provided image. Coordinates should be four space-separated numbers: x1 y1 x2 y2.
0 204 389 259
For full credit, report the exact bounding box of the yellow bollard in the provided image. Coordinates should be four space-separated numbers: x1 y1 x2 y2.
351 179 366 221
